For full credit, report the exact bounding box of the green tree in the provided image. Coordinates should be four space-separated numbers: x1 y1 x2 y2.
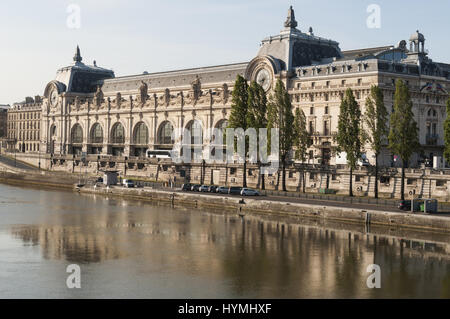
267 79 295 191
228 75 249 187
247 81 268 190
363 85 389 199
444 98 450 164
336 88 362 197
293 107 311 193
388 79 419 200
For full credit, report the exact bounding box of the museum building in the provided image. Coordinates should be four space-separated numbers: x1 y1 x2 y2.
9 6 450 168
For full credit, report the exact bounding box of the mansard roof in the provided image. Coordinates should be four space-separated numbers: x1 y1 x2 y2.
54 46 115 94
99 62 248 94
342 46 395 59
257 7 342 71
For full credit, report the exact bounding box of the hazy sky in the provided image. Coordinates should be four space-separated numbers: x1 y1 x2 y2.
0 0 449 105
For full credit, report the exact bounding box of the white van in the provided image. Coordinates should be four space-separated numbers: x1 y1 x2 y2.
122 179 135 188
146 150 171 159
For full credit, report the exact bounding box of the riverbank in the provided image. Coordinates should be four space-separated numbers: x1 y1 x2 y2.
77 184 450 234
2 167 450 234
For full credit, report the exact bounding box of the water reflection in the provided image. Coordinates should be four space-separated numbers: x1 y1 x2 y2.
1 184 450 298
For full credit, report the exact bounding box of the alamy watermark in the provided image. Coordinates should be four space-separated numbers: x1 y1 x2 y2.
66 264 81 289
169 127 280 174
66 4 81 29
366 4 381 29
366 264 381 288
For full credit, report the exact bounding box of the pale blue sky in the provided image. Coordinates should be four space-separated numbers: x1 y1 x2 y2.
0 0 449 105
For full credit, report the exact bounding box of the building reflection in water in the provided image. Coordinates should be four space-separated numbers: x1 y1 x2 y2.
8 192 450 298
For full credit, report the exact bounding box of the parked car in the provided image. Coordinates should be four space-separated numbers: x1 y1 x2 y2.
229 187 243 195
241 188 260 196
122 179 135 188
398 200 411 211
208 185 218 193
191 184 202 192
217 186 230 194
181 183 192 191
199 185 210 192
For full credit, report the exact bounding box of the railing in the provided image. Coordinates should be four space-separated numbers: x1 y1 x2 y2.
425 134 439 146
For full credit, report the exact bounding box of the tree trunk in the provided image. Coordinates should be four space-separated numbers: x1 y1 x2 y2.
374 154 379 199
401 160 406 200
349 167 353 197
282 161 287 191
260 165 265 190
243 161 247 187
302 170 306 193
276 169 280 190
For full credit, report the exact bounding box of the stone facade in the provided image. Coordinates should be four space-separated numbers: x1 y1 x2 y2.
5 6 450 197
0 104 8 138
7 98 42 153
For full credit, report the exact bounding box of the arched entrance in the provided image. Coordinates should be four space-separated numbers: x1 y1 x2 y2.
110 122 125 156
132 122 149 157
89 123 103 154
70 124 83 155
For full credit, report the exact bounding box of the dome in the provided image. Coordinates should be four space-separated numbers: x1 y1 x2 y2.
409 30 425 42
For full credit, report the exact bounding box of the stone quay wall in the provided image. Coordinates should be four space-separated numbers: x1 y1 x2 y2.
6 152 450 201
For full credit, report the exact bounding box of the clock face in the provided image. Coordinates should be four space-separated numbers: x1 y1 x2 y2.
255 68 271 91
50 89 58 107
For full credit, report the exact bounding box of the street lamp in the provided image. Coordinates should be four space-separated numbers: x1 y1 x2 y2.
38 140 41 170
14 138 17 167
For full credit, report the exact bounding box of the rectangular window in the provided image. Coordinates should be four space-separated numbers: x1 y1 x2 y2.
355 175 361 182
436 180 445 187
323 121 330 136
310 107 314 115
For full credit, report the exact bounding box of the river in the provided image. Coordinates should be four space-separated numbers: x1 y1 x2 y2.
0 182 449 298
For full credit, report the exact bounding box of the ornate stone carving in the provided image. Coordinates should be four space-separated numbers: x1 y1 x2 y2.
284 6 297 29
164 88 171 106
222 83 229 104
139 81 148 103
74 96 81 110
116 92 122 108
94 85 104 107
191 75 202 104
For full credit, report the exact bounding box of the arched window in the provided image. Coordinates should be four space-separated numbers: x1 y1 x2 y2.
134 122 149 145
51 125 57 138
159 121 174 144
91 123 103 144
111 122 125 144
71 124 83 144
215 120 228 145
186 120 203 145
